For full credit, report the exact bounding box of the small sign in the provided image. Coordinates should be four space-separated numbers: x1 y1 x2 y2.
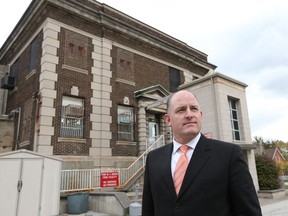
100 172 119 187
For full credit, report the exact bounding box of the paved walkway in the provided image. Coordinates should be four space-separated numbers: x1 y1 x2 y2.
259 190 288 216
261 199 288 216
61 193 288 216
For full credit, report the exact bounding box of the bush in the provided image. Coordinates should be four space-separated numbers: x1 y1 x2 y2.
255 154 280 190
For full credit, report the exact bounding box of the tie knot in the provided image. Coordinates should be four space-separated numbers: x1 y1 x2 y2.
180 145 189 154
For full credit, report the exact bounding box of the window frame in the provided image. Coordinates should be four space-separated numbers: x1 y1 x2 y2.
117 105 134 142
29 37 38 72
169 67 180 93
60 96 84 139
11 59 20 87
228 98 241 141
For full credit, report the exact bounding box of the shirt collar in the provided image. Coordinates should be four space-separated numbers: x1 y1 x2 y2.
172 133 201 154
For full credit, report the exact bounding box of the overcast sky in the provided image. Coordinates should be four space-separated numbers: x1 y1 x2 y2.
1 0 288 142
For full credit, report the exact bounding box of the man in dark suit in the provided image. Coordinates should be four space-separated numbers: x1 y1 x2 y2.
142 90 262 216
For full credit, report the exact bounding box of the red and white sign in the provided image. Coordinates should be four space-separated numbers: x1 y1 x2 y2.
100 172 119 187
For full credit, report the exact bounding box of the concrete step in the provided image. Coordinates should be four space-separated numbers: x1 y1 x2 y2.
126 191 143 204
59 211 117 216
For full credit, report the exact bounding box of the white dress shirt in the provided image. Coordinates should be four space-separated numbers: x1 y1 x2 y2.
171 133 201 177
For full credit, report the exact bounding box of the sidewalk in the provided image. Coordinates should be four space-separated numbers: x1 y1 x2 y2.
259 190 288 216
61 193 288 216
259 193 288 206
261 199 288 216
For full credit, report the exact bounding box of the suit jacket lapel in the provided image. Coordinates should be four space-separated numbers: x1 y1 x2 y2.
160 143 178 199
178 135 211 198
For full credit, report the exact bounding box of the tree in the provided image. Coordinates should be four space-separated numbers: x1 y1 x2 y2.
255 154 280 190
253 136 288 159
279 160 288 176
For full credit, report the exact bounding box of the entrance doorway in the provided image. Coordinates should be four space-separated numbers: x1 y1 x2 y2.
148 122 159 145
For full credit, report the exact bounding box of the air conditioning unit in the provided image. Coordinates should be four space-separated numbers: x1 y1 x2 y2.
65 105 84 117
1 73 15 90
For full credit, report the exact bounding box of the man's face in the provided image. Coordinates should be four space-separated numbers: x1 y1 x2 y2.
164 91 202 144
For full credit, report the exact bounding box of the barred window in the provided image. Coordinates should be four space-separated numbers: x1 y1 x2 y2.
61 96 84 138
117 106 134 141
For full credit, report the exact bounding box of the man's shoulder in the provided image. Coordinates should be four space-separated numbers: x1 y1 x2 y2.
202 136 240 150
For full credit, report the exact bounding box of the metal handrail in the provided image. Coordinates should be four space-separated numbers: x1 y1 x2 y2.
60 135 165 193
120 135 165 187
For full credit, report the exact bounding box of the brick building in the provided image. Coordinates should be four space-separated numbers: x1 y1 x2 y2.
264 147 286 163
0 0 259 189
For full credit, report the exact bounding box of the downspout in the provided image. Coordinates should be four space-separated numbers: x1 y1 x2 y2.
32 92 40 152
16 108 21 150
9 107 21 150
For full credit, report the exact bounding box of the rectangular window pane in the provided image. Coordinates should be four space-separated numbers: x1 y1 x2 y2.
11 59 19 86
232 110 237 120
233 120 239 130
29 38 38 72
235 131 240 140
169 67 180 93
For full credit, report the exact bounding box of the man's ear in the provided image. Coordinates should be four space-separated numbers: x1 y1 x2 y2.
163 114 171 126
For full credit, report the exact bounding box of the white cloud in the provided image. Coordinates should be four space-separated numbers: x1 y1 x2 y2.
247 82 288 142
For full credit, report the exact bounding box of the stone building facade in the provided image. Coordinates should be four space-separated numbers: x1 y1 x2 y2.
0 0 259 189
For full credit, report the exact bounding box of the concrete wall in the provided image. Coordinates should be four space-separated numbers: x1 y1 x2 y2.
60 192 130 216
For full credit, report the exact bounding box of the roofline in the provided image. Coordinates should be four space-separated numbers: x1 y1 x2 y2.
0 0 217 71
273 147 286 161
0 0 44 59
0 149 63 161
179 71 248 90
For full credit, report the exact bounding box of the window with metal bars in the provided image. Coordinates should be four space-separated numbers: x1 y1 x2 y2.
60 96 84 138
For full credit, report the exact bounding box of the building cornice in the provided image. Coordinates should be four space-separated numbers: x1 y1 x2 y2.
179 72 248 89
0 0 216 71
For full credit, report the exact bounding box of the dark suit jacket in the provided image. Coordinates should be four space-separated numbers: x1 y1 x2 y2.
142 134 262 216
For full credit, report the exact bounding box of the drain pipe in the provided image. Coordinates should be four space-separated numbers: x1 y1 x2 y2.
32 92 40 152
9 107 21 150
16 107 21 150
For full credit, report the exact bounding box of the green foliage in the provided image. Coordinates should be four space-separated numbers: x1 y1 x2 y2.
253 136 288 159
279 161 288 175
255 154 280 190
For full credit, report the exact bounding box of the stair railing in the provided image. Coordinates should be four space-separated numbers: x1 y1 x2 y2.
60 135 165 193
119 134 165 188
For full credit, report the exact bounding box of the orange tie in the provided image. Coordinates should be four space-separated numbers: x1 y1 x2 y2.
174 145 189 195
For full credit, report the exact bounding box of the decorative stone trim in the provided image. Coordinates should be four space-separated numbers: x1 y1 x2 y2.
58 137 86 144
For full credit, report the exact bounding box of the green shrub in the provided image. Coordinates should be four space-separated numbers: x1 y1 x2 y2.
255 154 280 190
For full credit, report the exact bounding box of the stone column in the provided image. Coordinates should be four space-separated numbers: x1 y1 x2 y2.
90 37 112 157
138 103 147 154
37 21 60 155
246 149 260 191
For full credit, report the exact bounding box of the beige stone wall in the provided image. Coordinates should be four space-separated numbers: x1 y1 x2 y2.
182 79 219 139
214 77 252 143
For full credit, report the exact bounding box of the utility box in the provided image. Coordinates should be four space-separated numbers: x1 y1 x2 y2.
0 149 62 216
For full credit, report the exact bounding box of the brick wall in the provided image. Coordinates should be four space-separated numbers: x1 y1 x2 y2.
1 0 213 156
